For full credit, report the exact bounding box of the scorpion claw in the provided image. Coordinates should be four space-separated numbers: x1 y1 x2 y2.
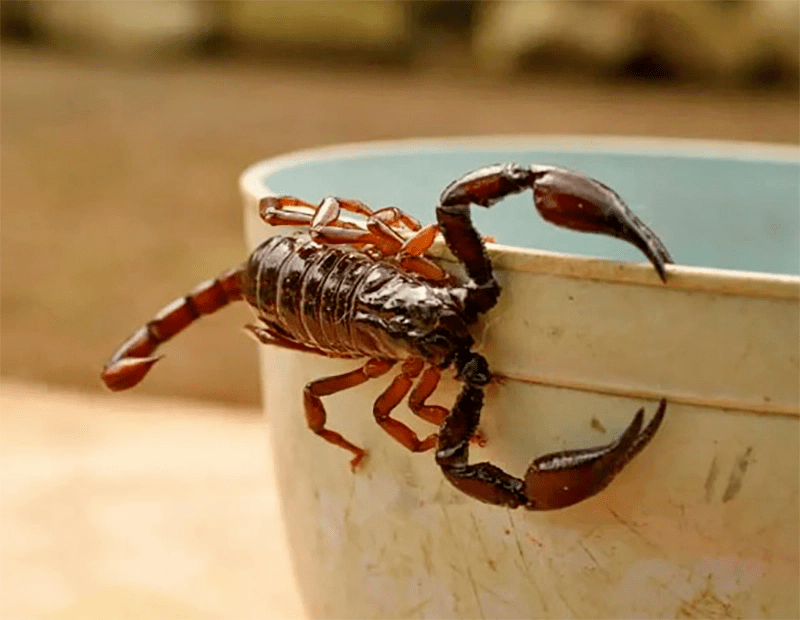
438 163 673 286
437 355 667 511
522 398 667 510
101 356 163 391
528 166 673 281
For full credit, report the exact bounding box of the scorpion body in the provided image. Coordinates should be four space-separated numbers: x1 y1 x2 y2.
242 235 474 363
103 163 672 510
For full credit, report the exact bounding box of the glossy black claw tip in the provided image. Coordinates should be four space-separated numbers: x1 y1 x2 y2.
625 222 673 283
629 397 667 455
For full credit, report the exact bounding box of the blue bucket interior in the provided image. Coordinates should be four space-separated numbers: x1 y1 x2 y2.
261 147 800 276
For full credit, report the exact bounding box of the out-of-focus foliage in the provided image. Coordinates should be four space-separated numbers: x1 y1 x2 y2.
2 0 797 89
473 0 800 88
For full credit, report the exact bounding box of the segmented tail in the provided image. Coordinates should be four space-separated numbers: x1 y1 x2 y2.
101 265 245 391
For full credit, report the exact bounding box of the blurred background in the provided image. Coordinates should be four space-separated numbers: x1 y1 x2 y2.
2 0 799 405
1 2 798 618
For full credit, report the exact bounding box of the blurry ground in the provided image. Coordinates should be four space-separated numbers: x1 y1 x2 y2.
1 47 798 405
1 379 305 620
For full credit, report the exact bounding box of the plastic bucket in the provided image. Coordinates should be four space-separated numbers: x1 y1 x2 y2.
241 137 799 619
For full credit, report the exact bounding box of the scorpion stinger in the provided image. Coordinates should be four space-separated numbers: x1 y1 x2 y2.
438 163 674 286
100 266 245 390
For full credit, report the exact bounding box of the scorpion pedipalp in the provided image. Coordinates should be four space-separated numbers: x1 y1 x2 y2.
522 398 666 509
435 350 667 510
431 163 672 509
438 163 673 283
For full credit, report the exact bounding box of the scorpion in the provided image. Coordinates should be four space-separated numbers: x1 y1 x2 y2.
102 163 672 510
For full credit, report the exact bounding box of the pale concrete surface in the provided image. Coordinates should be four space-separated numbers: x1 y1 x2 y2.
1 380 306 620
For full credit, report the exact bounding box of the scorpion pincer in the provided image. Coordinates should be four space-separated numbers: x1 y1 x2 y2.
102 163 672 511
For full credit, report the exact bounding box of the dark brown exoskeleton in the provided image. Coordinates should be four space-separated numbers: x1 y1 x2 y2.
102 163 672 510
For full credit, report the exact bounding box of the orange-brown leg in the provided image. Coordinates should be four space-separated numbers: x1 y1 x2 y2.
310 198 421 231
370 206 421 231
400 224 438 256
262 196 407 255
311 217 433 267
260 196 365 230
395 224 450 281
261 196 317 226
408 365 449 426
304 359 394 470
361 219 448 281
262 195 447 281
372 359 438 453
243 323 354 359
311 224 400 255
317 196 373 219
409 365 486 446
262 196 424 239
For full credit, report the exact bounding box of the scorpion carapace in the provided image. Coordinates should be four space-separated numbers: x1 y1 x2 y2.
102 163 672 510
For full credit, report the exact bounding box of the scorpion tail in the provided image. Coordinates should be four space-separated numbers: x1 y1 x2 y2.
101 265 245 391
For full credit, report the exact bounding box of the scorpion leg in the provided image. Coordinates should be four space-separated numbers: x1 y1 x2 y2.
370 207 422 231
243 323 356 359
304 358 394 470
261 200 399 256
306 197 421 231
360 219 448 280
263 196 409 255
269 196 446 281
436 351 667 510
409 364 487 446
396 224 450 282
408 365 449 426
312 208 420 257
372 359 438 453
437 163 673 298
260 197 360 231
101 266 244 391
261 196 420 232
263 195 446 281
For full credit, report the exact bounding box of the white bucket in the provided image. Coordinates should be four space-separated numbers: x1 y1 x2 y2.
241 137 799 619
